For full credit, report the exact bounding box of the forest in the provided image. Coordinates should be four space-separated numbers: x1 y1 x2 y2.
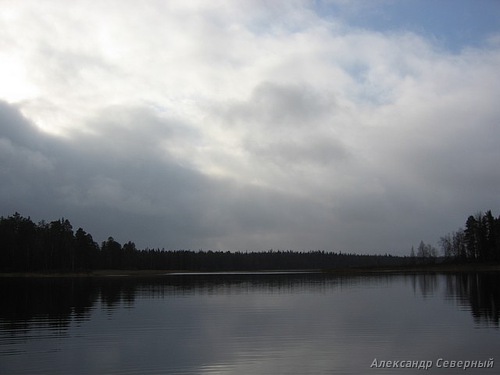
440 210 500 262
0 210 499 273
0 212 408 272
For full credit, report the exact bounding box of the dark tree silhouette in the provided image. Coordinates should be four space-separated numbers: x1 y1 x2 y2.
3 210 499 273
101 237 123 269
441 210 500 262
75 228 99 271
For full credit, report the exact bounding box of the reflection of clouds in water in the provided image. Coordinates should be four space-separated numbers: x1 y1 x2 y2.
187 275 494 374
1 274 499 374
194 292 357 374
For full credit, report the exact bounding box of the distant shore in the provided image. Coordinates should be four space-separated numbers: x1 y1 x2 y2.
1 262 500 278
335 262 500 274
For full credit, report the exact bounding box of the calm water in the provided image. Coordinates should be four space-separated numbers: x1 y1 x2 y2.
0 272 499 374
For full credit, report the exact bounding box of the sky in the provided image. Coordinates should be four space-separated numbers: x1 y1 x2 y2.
1 0 500 255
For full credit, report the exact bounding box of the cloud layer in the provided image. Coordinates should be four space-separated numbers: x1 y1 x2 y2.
1 1 500 254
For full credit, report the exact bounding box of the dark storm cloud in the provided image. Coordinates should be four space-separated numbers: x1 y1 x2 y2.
0 101 211 247
0 101 53 151
0 101 333 250
0 101 59 209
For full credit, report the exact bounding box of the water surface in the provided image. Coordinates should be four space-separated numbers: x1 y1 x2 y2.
1 272 499 374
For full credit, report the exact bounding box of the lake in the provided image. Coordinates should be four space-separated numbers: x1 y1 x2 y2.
0 272 499 374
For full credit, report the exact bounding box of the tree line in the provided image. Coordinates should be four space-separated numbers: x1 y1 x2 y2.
0 212 408 273
440 210 500 262
3 210 498 273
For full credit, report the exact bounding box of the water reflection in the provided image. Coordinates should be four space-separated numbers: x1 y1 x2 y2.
1 272 499 333
1 278 95 332
2 272 500 375
402 272 500 326
407 273 439 298
444 273 500 326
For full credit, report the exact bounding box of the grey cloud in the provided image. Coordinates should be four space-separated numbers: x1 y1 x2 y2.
34 45 117 91
245 136 349 168
370 114 500 209
330 107 500 252
0 101 48 149
81 105 199 157
0 101 337 251
0 102 62 208
250 82 337 126
213 81 351 169
222 82 338 129
0 101 207 245
2 90 499 255
2 0 499 256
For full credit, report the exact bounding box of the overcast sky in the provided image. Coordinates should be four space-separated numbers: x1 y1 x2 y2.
1 0 500 255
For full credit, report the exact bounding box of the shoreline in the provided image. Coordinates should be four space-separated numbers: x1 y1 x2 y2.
1 262 500 278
